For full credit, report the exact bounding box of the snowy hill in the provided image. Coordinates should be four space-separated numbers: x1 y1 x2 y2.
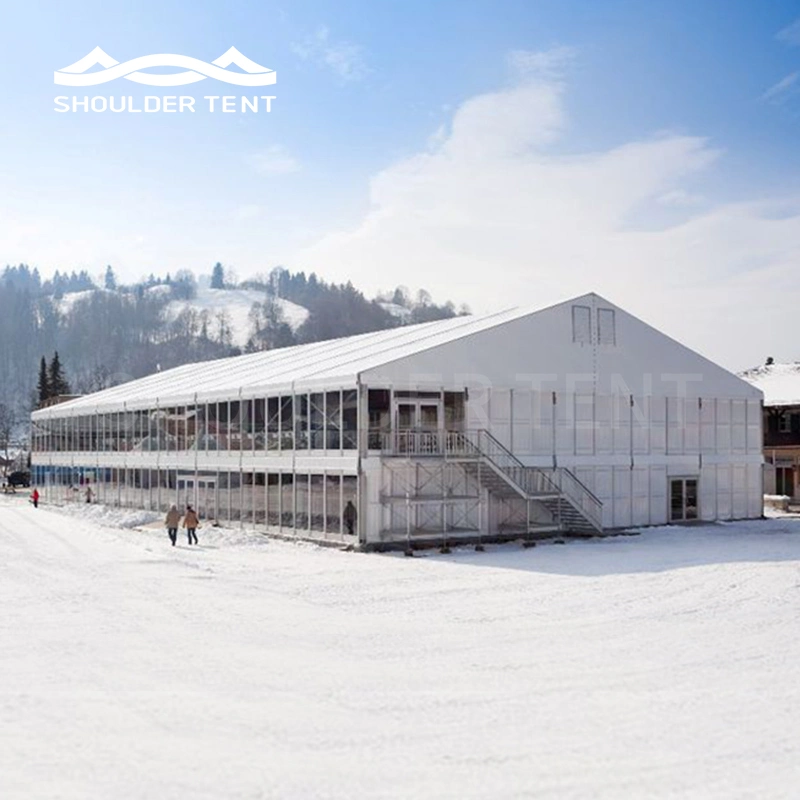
166 280 308 348
57 282 310 350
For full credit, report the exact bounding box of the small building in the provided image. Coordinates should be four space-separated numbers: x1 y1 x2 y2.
741 362 800 499
30 293 763 548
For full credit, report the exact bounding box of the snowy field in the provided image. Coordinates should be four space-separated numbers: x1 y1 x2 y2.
2 496 800 799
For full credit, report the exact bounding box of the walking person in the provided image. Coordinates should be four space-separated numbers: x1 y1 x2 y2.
31 488 40 509
183 504 200 545
85 483 93 503
165 504 181 546
343 500 357 536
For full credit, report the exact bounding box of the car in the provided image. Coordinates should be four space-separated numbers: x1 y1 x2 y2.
7 471 30 488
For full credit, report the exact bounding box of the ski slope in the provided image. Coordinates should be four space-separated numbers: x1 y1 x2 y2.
1 496 799 799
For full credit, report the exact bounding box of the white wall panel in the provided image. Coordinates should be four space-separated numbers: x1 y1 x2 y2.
632 396 650 455
532 391 554 457
748 464 763 517
490 389 512 449
700 466 717 521
746 400 761 454
555 394 575 456
684 399 699 454
649 466 667 525
731 399 747 454
666 397 683 454
717 464 732 519
575 393 594 455
466 386 490 429
716 399 731 454
511 389 532 453
613 466 632 528
595 467 613 528
631 467 649 526
613 395 631 455
732 465 747 517
700 398 716 453
650 397 666 454
596 395 613 454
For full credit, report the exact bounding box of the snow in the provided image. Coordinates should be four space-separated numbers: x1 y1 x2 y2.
167 282 309 347
58 285 310 350
740 361 800 406
378 301 412 321
2 496 800 798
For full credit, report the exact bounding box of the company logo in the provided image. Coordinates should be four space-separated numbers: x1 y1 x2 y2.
54 46 276 87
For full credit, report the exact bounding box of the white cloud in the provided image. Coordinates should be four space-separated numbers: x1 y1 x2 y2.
297 48 800 370
291 26 367 82
657 189 705 207
507 46 576 79
246 145 300 175
763 71 799 102
777 18 800 46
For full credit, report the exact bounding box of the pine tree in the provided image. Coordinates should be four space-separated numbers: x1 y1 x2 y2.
104 265 117 291
37 356 49 403
210 262 225 290
48 351 70 397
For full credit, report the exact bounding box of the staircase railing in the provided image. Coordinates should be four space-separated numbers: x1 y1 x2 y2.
380 428 603 531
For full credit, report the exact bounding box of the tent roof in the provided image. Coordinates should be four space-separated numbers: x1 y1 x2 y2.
32 302 543 417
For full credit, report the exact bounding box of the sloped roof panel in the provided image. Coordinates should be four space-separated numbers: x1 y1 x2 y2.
32 306 533 417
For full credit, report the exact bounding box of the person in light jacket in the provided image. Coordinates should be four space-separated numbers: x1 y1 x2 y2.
165 504 181 546
183 504 200 545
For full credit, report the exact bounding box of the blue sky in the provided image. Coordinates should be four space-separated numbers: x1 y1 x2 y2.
2 0 800 368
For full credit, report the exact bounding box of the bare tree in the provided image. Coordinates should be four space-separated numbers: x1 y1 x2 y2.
0 403 16 477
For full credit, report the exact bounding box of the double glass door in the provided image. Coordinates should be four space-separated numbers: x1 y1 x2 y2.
395 400 441 431
670 477 698 521
394 397 442 454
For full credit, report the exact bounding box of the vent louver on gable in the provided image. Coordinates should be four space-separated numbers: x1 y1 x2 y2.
572 305 592 344
598 308 616 345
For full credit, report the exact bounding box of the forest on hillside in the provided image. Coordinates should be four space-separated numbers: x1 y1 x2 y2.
0 263 467 429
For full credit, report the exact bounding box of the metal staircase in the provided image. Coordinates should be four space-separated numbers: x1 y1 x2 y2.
382 429 603 536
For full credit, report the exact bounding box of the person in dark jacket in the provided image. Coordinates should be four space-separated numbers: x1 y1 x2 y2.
165 505 181 546
343 500 357 536
183 504 200 545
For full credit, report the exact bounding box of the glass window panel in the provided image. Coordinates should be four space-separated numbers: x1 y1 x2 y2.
254 399 266 451
685 479 698 520
670 480 684 521
280 396 294 450
281 473 294 528
229 400 241 451
342 476 358 536
295 395 309 450
326 392 340 450
310 475 325 532
295 474 309 529
310 393 325 449
267 397 280 450
342 390 357 450
267 473 280 526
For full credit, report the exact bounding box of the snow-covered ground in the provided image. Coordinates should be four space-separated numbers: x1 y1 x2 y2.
2 497 799 799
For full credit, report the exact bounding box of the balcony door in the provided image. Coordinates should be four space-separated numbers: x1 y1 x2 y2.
393 395 443 455
395 400 441 431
